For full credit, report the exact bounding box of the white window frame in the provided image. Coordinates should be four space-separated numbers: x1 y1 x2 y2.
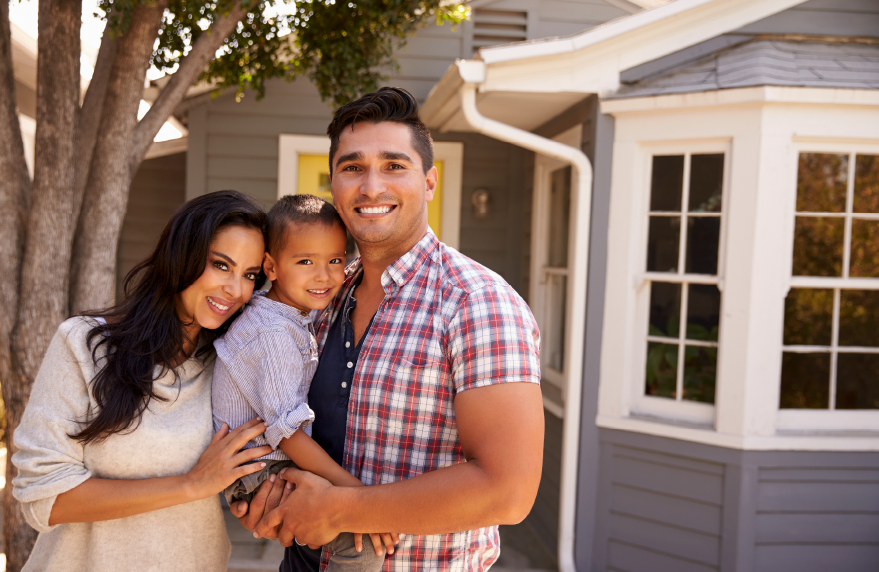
776 140 879 433
631 140 731 425
531 125 582 418
277 134 463 249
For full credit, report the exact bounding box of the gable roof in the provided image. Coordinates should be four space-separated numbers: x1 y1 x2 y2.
611 36 879 99
422 0 812 132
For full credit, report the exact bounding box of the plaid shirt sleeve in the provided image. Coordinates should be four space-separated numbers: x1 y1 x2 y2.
447 283 541 393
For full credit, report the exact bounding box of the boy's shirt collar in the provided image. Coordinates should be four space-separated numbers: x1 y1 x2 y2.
248 290 314 326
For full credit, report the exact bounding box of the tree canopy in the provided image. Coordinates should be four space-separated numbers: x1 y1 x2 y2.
143 0 467 104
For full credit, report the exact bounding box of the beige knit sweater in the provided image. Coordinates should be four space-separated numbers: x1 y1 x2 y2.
12 317 231 572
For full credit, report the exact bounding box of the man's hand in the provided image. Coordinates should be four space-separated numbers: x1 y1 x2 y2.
254 467 341 547
232 472 292 539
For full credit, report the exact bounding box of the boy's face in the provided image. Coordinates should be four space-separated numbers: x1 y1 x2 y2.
263 222 347 312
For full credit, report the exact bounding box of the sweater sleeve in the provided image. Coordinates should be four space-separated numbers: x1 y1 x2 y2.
11 318 96 533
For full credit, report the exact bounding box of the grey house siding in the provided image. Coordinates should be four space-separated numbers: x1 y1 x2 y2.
735 0 879 38
527 412 563 563
591 429 879 572
116 152 187 298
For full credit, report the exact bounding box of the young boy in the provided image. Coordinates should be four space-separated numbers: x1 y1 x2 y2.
212 194 384 571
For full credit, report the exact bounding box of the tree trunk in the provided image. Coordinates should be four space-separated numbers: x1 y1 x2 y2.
0 3 34 567
6 0 82 568
69 0 169 314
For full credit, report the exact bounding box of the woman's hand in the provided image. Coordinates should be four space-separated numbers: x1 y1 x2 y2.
185 417 273 500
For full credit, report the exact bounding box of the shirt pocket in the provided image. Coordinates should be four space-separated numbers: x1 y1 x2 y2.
299 337 319 367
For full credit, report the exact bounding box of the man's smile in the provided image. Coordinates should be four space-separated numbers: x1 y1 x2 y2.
355 205 397 217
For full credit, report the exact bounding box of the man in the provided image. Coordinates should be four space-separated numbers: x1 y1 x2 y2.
233 87 544 572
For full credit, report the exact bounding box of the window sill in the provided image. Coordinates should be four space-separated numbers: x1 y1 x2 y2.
596 414 879 451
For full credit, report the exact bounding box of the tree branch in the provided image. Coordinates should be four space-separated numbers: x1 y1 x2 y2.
69 0 169 313
72 28 118 224
129 1 247 173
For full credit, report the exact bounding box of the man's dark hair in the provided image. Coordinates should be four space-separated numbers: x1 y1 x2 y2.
267 194 345 256
326 86 434 175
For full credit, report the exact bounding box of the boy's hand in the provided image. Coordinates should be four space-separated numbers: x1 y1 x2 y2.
233 472 293 539
358 532 399 556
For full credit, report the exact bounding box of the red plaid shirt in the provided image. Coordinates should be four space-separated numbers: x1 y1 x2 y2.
314 230 541 572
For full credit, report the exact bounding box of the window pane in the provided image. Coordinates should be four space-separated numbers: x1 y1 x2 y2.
853 153 879 213
849 218 879 278
780 352 830 409
546 274 567 372
797 153 848 213
645 342 677 399
839 290 879 348
649 282 681 338
650 155 684 212
548 167 571 268
792 217 844 276
647 216 680 272
687 284 720 341
783 288 833 346
683 345 716 404
688 154 724 213
836 353 879 410
685 217 720 274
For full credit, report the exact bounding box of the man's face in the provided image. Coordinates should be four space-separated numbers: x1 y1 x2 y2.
330 121 437 253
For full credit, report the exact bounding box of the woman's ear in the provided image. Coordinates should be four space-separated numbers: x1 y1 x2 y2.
263 251 278 282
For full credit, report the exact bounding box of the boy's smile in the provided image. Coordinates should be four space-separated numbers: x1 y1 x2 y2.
263 222 347 312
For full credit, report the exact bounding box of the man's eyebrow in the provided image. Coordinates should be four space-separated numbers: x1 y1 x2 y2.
381 151 412 163
335 151 363 167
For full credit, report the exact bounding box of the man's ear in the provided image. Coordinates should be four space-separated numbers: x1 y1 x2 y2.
424 165 438 202
263 251 278 282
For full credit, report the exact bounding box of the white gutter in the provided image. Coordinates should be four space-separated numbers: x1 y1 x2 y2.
457 65 592 572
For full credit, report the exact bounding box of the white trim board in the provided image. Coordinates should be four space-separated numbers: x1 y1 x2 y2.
597 415 879 452
277 134 463 249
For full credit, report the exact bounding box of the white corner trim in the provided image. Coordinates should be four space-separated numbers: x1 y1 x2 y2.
597 415 879 452
433 142 464 250
601 86 879 115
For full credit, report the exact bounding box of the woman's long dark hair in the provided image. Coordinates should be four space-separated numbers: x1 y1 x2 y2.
70 190 266 444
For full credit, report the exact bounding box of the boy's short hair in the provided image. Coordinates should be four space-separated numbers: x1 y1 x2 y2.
326 86 433 175
266 194 345 256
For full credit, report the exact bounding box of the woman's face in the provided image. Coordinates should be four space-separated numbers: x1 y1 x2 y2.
176 225 265 340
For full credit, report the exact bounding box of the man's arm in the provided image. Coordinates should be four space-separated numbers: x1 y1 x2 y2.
253 381 544 546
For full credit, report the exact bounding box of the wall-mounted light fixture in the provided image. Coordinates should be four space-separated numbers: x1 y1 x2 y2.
471 188 490 219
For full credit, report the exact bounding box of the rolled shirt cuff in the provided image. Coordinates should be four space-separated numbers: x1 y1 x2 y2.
264 403 316 449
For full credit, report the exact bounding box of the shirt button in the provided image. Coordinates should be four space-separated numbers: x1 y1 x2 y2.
345 341 351 348
347 361 353 368
341 382 348 388
300 310 307 317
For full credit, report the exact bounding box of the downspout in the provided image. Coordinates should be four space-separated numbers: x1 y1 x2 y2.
458 80 592 572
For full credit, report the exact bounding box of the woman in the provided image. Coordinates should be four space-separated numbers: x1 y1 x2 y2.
13 190 273 571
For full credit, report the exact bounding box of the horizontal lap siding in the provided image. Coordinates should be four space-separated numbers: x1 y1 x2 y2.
117 153 186 300
604 444 723 572
523 411 562 559
754 465 879 572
